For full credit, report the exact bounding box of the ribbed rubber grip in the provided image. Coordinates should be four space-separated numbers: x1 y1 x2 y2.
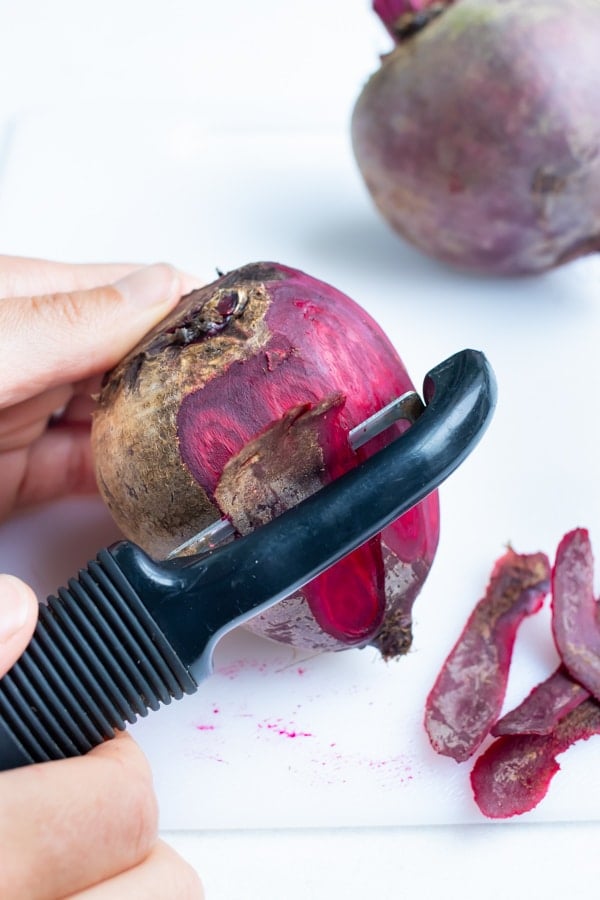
0 550 197 768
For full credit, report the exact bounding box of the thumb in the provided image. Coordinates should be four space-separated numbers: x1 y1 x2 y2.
1 263 201 407
0 575 38 677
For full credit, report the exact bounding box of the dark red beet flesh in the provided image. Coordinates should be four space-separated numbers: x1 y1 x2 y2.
424 548 550 762
551 528 600 702
471 699 600 819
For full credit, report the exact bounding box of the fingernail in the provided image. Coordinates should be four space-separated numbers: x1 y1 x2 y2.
114 263 183 309
0 575 30 643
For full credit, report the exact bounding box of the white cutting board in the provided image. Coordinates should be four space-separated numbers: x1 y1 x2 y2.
1 108 600 829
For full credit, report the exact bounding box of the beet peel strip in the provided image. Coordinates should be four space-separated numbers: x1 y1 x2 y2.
471 699 600 819
424 548 550 762
492 665 590 737
551 528 600 702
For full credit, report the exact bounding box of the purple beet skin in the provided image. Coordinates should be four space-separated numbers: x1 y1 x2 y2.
352 0 600 274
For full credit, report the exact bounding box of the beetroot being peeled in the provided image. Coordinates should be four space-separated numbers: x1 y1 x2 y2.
91 262 440 658
352 0 600 275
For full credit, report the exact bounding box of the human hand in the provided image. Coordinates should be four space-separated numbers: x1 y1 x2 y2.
0 578 203 898
0 255 200 521
0 256 204 897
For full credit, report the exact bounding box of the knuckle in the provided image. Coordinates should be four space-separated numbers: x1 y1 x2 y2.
63 432 96 494
29 290 89 329
125 767 159 860
101 737 159 862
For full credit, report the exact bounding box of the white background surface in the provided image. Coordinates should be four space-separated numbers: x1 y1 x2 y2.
0 2 600 897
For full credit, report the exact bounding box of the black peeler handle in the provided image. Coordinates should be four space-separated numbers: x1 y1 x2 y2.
0 349 496 770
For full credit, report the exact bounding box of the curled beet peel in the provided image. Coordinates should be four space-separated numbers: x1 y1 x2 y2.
92 262 439 657
352 0 600 274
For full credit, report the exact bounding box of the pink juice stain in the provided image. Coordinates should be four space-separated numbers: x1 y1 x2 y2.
258 718 313 739
216 658 272 680
192 657 332 750
194 705 221 732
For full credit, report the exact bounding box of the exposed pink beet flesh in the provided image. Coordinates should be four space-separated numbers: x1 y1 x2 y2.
424 548 550 762
471 699 600 819
92 262 440 657
492 666 590 737
551 528 600 702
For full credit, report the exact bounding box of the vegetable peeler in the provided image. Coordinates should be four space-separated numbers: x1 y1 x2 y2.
0 348 496 770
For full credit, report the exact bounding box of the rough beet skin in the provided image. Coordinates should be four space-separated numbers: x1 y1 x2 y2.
352 0 600 274
92 262 440 656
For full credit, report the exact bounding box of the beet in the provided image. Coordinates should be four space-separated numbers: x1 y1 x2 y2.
491 666 590 737
352 0 600 274
373 0 454 40
424 548 550 762
551 528 600 702
91 262 440 656
471 699 600 818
